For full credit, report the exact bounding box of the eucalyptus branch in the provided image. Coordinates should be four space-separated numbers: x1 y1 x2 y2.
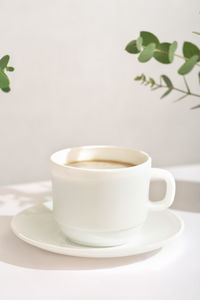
174 53 200 67
135 74 200 109
125 31 200 109
141 46 200 67
149 48 200 67
153 82 199 98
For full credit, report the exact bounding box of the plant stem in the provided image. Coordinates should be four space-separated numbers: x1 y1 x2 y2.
175 54 200 66
154 49 200 67
183 76 191 94
153 82 200 98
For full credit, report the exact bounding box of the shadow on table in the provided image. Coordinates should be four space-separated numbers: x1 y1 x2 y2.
0 216 160 270
0 181 52 209
150 180 200 213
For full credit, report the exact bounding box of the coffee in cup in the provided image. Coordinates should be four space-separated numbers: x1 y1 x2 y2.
65 159 135 169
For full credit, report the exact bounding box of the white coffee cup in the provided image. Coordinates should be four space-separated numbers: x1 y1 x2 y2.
50 145 175 247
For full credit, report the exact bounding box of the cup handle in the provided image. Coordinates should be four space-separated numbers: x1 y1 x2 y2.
148 168 175 211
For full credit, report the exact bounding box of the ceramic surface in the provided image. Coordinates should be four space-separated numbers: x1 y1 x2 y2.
11 202 183 258
51 146 176 246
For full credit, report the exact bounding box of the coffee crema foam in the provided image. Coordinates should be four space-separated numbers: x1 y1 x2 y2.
65 159 135 169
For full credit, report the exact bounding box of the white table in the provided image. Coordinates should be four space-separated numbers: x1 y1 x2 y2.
0 165 200 300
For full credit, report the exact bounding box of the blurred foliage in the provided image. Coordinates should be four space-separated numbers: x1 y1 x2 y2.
0 55 14 93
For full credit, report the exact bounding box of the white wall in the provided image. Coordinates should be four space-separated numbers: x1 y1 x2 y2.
0 0 199 185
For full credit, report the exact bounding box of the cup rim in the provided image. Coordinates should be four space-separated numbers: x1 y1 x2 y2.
50 145 151 173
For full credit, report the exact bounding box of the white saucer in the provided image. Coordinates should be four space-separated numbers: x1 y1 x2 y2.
11 202 184 258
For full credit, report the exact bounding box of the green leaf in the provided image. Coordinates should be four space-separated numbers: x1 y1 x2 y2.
161 75 173 88
6 66 14 72
183 76 190 94
174 94 188 102
138 43 156 62
149 77 155 86
169 41 178 63
134 75 142 81
1 86 11 92
136 36 143 51
151 86 160 91
140 31 159 47
154 43 171 64
191 104 200 109
160 88 172 99
192 32 200 36
183 42 200 61
0 70 9 88
125 40 140 54
0 55 10 70
178 55 199 75
141 74 146 81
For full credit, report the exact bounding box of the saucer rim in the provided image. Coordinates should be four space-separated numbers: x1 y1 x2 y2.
11 203 184 258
